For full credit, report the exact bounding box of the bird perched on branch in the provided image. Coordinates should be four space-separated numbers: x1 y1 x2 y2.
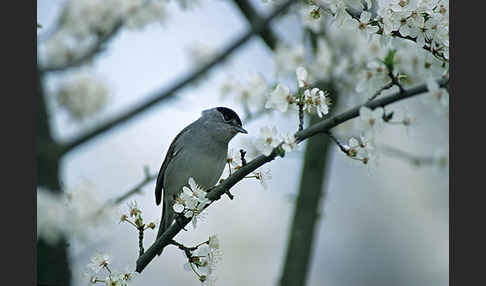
154 107 247 255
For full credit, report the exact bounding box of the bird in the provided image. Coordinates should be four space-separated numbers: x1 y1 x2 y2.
154 107 247 255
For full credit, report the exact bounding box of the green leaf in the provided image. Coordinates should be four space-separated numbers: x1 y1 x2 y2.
383 49 397 71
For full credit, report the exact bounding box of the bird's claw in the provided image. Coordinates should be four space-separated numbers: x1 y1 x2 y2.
225 190 234 200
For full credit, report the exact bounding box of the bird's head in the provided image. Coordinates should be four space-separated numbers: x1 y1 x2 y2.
201 107 247 142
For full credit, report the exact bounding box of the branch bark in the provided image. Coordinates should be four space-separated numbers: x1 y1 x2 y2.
135 78 447 273
60 0 297 154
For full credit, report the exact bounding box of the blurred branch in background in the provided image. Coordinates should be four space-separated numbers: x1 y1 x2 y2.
232 0 279 50
379 144 447 168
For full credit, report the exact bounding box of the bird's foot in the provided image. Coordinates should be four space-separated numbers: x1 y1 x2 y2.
224 190 234 200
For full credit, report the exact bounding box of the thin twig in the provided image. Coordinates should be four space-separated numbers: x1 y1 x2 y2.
298 102 305 131
240 149 247 166
324 131 348 154
138 227 145 257
368 81 394 102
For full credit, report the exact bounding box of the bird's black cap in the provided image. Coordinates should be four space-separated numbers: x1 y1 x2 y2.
216 107 242 126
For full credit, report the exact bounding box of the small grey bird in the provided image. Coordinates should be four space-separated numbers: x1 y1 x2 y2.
154 107 247 255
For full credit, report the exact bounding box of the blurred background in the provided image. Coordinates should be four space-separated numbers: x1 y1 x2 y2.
37 0 449 285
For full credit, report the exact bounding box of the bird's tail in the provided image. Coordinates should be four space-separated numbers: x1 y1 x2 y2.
156 200 174 256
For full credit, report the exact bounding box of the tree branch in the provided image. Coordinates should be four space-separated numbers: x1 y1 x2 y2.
232 0 280 50
134 77 447 273
378 144 443 167
60 0 297 154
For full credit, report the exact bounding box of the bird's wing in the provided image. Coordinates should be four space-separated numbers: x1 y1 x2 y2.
155 124 193 205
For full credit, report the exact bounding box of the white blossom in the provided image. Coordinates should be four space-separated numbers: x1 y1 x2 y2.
282 134 298 153
296 66 309 88
358 106 386 137
254 127 281 156
356 62 391 95
87 253 111 273
174 177 210 229
346 11 379 39
265 84 292 112
299 4 325 33
303 88 331 117
425 77 449 107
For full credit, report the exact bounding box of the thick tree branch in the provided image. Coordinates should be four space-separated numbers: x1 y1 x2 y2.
60 0 296 154
135 77 447 273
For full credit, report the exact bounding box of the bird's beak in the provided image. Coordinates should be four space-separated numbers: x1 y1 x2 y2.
234 126 248 134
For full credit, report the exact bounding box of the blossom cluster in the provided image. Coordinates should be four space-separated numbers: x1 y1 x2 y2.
265 67 331 118
172 177 211 228
302 0 449 61
120 200 157 231
342 135 375 165
253 126 299 156
84 252 138 286
41 0 167 68
279 0 449 114
183 235 222 286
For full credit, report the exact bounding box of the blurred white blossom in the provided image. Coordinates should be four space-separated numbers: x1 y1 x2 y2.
55 73 110 121
41 0 168 68
37 185 116 245
188 42 217 68
222 74 268 113
274 44 305 75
